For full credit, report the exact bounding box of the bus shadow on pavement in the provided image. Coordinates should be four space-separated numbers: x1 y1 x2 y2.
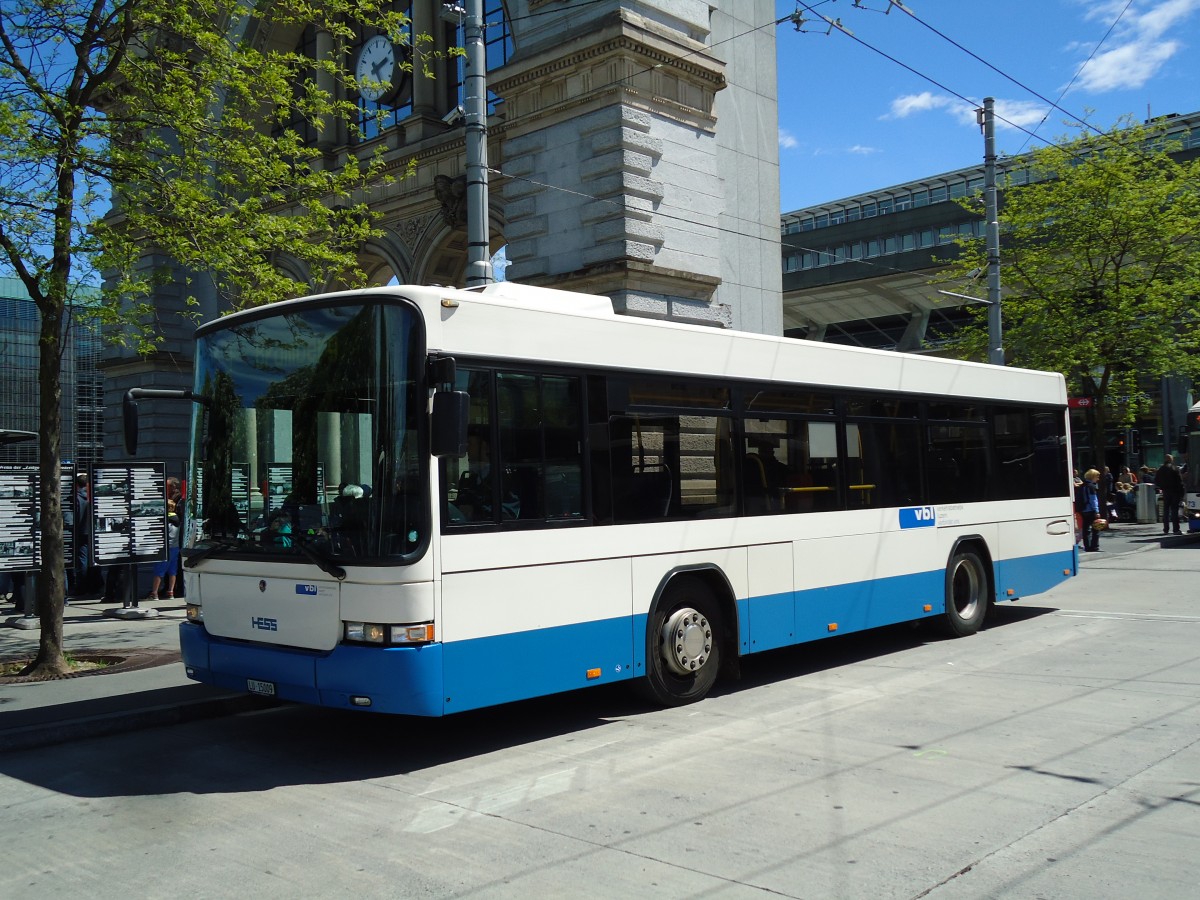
0 603 1059 800
722 603 1056 697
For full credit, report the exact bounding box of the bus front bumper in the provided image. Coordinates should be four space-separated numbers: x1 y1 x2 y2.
179 622 445 716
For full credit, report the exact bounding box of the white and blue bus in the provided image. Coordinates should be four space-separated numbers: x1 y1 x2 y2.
147 282 1076 714
1183 401 1200 532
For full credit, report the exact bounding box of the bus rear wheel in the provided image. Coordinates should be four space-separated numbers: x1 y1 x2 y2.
939 547 990 637
640 578 723 707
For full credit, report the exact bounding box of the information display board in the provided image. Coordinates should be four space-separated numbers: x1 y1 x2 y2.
91 464 168 566
0 466 37 572
0 464 76 573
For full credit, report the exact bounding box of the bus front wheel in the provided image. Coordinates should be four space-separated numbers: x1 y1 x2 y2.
640 577 723 707
940 547 990 637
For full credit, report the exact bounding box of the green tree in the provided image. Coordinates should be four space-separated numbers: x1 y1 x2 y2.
0 0 426 677
940 117 1200 466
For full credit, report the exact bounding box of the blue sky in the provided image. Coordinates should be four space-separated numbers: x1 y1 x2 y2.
773 0 1200 212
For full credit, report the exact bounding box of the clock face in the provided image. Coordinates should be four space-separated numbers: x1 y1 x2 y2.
356 34 395 103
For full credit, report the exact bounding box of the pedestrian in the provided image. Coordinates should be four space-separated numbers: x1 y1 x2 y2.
1154 454 1185 535
1076 468 1102 552
70 472 93 599
146 500 181 603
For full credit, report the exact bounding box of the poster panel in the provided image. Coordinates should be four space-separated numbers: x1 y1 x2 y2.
91 463 168 565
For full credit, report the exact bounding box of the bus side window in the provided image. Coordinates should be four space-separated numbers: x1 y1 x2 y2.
497 372 584 522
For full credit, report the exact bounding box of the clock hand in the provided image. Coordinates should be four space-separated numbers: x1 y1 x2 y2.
372 56 390 79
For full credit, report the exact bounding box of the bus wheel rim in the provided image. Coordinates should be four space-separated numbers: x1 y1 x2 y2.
661 608 711 676
951 558 980 619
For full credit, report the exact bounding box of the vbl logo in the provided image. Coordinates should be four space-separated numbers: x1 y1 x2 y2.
899 506 936 529
295 584 318 595
251 616 278 631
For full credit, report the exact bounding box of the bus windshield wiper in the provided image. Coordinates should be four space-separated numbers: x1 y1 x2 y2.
293 535 347 580
184 537 246 568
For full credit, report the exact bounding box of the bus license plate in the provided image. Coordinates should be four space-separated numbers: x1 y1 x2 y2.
247 679 276 696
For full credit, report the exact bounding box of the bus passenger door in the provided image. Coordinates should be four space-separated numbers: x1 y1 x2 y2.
746 542 795 653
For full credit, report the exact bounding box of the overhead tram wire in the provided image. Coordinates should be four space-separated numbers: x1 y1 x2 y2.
788 2 1058 151
476 2 1158 272
791 2 1162 174
1013 0 1135 155
885 1 1103 139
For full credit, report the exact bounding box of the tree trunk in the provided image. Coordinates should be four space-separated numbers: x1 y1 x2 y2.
22 299 71 678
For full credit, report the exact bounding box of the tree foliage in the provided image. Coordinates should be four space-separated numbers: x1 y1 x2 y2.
0 0 424 676
940 117 1200 465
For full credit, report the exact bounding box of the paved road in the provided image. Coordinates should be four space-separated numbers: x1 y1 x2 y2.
1 535 1197 898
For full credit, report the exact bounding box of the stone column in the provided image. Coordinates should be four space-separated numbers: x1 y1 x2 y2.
493 0 781 334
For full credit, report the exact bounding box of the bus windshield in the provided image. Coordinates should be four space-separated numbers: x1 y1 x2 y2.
187 300 426 564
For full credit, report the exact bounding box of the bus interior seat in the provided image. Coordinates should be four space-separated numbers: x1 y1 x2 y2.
629 465 673 519
742 454 772 514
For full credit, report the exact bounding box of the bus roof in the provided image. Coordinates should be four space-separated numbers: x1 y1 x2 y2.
206 283 1066 406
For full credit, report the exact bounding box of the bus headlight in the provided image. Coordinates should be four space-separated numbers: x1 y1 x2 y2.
186 604 203 623
344 622 386 644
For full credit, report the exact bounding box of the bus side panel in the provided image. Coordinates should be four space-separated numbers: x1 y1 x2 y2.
746 542 795 653
993 516 1077 600
440 556 634 712
792 526 944 642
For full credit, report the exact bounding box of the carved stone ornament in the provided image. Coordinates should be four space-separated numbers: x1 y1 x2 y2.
434 174 468 228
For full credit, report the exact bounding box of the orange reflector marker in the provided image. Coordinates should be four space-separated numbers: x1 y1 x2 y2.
923 604 932 612
586 668 601 680
1007 589 1015 597
827 623 838 633
1064 569 1071 575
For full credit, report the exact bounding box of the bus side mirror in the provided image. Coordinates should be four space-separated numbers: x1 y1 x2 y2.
431 391 469 458
428 356 457 389
123 391 140 455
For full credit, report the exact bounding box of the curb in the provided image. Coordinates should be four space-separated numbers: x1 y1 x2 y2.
0 691 278 753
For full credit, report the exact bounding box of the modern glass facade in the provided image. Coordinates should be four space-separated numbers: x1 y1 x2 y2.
0 277 105 470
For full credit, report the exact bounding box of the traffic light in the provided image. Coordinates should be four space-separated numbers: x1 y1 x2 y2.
1130 428 1142 455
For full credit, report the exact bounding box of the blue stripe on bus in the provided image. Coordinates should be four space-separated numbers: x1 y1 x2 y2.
179 547 1076 716
442 614 638 713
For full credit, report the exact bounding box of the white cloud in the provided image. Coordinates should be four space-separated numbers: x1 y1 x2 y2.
1075 40 1179 91
847 144 880 155
884 91 954 119
946 99 1050 131
886 92 1047 134
1071 0 1200 93
779 129 799 149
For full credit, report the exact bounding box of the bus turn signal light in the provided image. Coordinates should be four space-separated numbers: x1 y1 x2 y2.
586 668 601 680
391 623 435 644
827 623 838 632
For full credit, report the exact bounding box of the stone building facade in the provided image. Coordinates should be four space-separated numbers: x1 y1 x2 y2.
103 1 783 466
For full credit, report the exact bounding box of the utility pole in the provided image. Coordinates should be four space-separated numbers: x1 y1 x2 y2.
463 0 493 286
979 97 1003 365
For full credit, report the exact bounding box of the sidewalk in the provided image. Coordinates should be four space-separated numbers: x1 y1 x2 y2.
0 594 268 753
